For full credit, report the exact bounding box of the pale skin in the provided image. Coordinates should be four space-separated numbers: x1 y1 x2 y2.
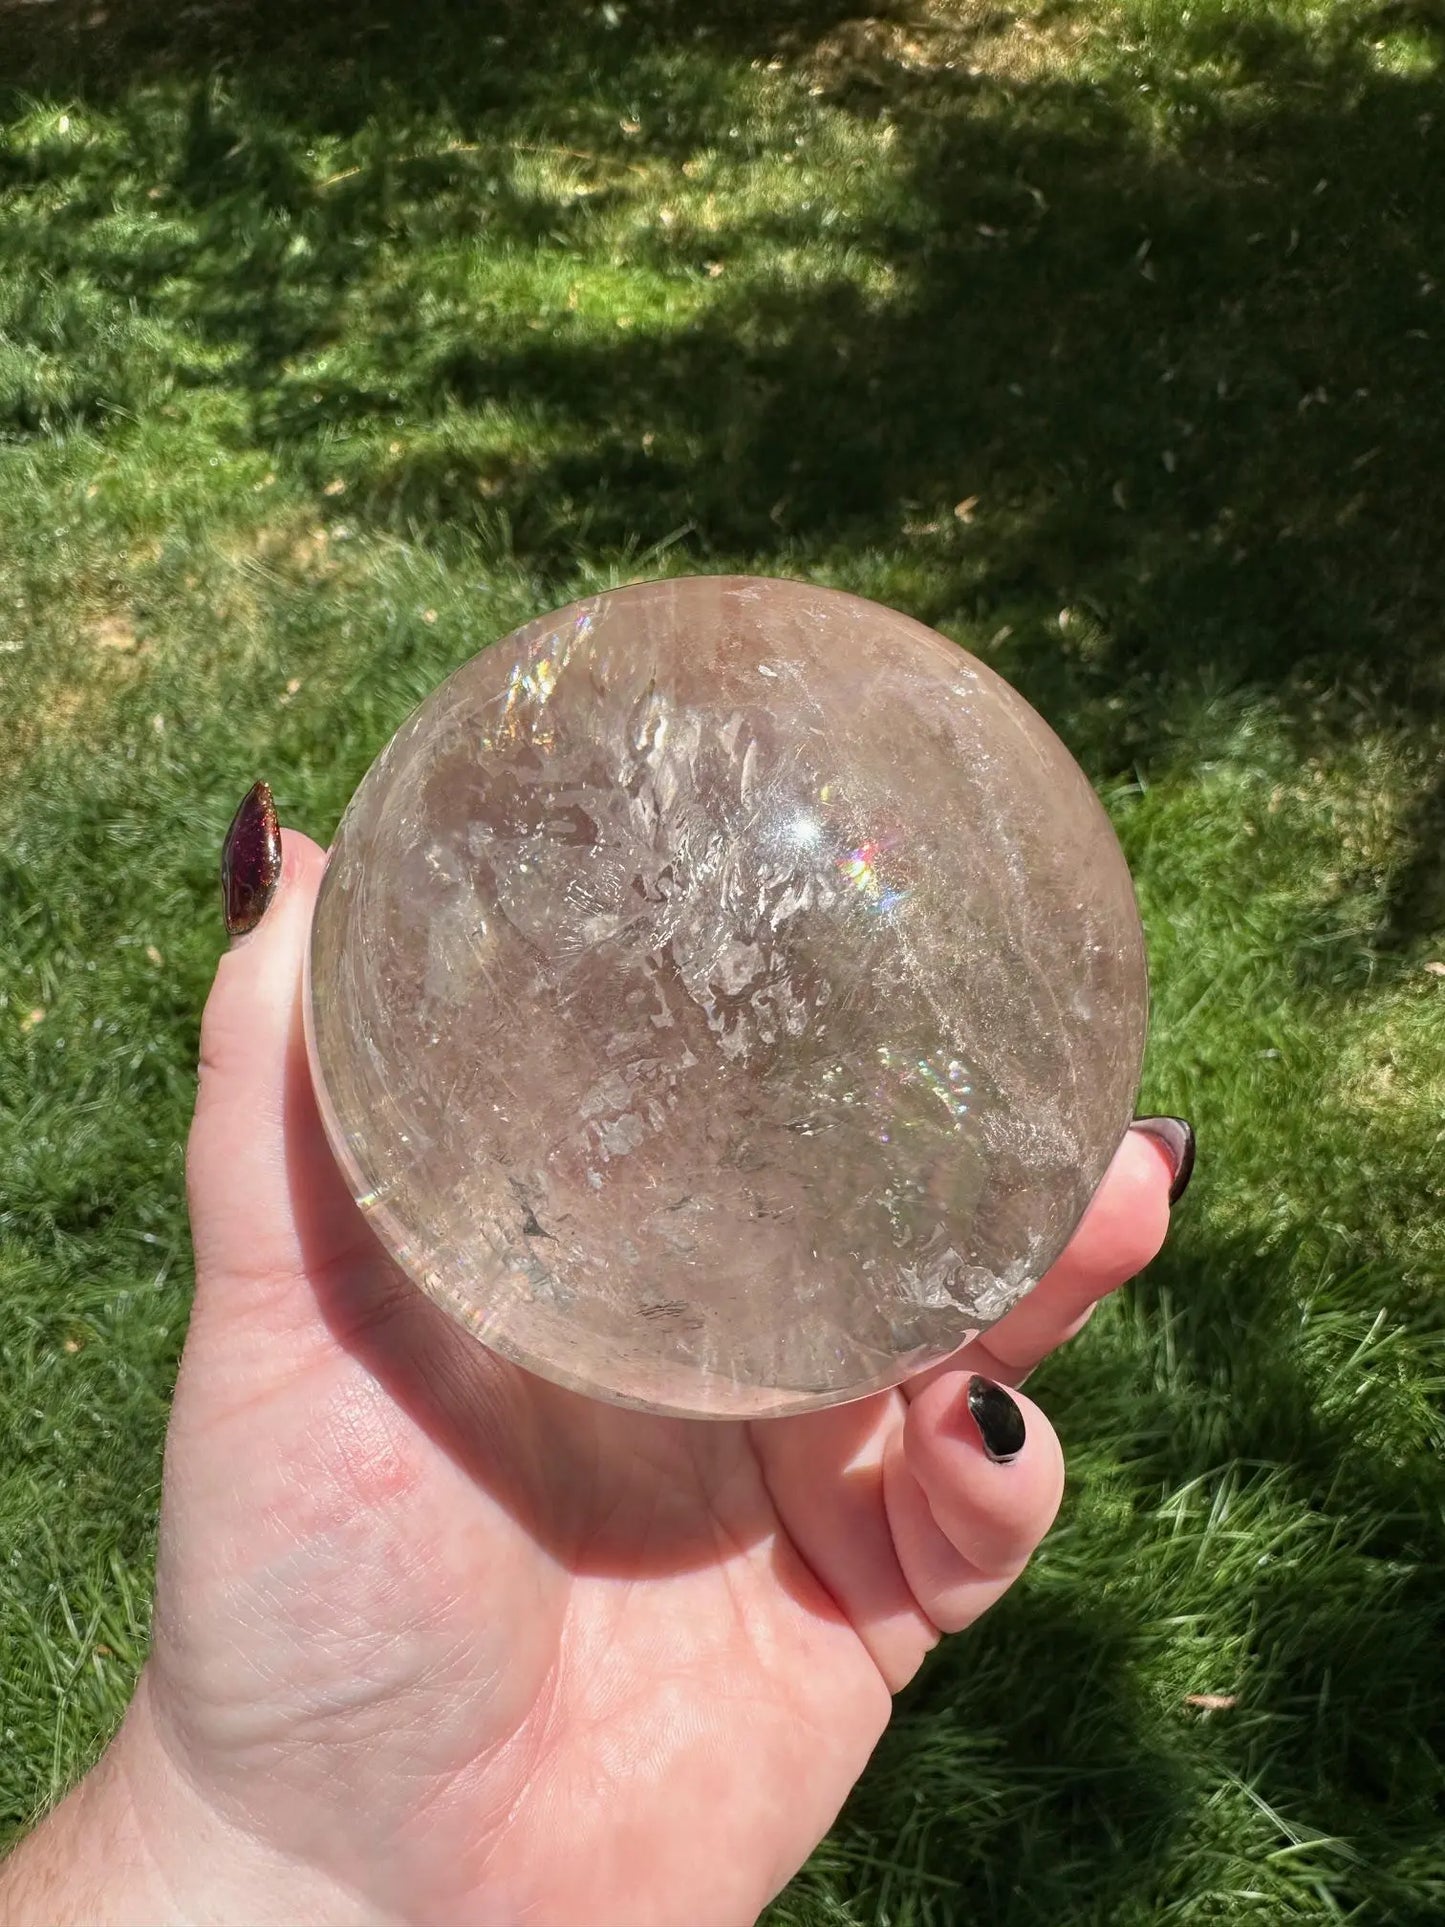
0 829 1175 1926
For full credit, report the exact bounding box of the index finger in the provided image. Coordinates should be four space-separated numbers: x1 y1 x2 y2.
902 1120 1187 1396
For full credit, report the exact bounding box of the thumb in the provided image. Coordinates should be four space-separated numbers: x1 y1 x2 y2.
187 787 370 1331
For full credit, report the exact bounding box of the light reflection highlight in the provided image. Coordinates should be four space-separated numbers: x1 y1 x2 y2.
837 837 910 915
483 609 595 751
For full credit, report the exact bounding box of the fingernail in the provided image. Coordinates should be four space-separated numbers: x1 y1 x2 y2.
221 781 282 938
966 1376 1026 1465
1130 1116 1197 1205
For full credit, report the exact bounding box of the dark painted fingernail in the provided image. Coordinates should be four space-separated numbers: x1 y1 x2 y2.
221 781 282 938
966 1376 1026 1465
1130 1116 1196 1205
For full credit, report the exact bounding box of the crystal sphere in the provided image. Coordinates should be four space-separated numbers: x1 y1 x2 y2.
306 576 1148 1419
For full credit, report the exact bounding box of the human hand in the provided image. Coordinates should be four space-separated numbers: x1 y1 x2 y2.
2 790 1189 1927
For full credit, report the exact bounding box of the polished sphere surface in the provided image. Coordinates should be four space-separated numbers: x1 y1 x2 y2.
306 576 1148 1418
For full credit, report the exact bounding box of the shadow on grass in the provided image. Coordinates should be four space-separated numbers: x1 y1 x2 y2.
2 3 1443 822
836 1587 1195 1925
821 1214 1445 1923
1065 1223 1444 1916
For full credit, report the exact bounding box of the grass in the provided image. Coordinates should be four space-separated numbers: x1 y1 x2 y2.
1 0 1443 1918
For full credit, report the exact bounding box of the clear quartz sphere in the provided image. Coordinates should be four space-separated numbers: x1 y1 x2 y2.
305 576 1148 1419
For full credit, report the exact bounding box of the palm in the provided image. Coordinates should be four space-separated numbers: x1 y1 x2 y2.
148 829 1172 1926
158 1238 892 1925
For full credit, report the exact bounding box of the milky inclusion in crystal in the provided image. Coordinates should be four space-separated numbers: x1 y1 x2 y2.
305 576 1148 1419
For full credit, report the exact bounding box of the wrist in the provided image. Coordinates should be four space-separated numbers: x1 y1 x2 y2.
1 1673 387 1926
